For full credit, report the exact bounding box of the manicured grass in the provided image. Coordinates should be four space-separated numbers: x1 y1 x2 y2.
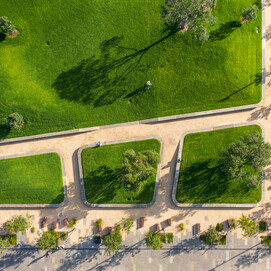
0 153 64 204
0 0 262 139
81 139 161 204
176 125 262 204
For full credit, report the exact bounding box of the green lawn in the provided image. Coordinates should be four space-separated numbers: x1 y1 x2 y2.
81 139 161 204
0 0 262 139
176 125 262 204
0 153 64 204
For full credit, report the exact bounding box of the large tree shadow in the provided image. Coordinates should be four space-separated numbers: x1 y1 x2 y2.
209 20 242 41
0 32 6 42
178 159 254 204
84 165 119 203
219 72 262 102
52 31 176 107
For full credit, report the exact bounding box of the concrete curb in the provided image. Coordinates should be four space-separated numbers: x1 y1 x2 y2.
172 121 265 208
0 4 265 146
77 136 163 208
0 150 67 208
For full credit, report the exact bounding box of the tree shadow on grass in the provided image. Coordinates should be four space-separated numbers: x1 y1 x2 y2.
84 165 120 203
50 187 65 204
178 159 257 204
0 32 6 42
0 124 10 139
209 20 242 41
219 72 262 102
52 31 177 107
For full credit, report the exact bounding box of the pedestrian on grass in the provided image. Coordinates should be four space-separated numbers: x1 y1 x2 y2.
146 81 152 90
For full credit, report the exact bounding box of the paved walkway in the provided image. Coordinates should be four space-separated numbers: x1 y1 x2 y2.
1 1 271 270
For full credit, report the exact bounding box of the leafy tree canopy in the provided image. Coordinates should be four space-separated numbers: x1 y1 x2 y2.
238 214 259 237
0 16 15 34
221 131 271 189
5 215 31 234
242 5 258 22
0 238 11 253
103 226 122 255
205 227 221 245
163 0 218 43
146 232 164 250
119 149 160 192
120 218 134 234
6 112 25 130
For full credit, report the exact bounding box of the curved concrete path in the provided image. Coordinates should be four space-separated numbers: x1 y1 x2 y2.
0 3 271 246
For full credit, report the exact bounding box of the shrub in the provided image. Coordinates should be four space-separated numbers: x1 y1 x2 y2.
216 223 223 232
259 221 266 231
179 223 184 232
242 5 258 22
95 219 102 228
31 227 35 233
68 219 77 228
6 113 25 130
0 16 15 34
120 218 133 234
166 233 173 244
146 232 164 250
5 215 31 234
103 225 122 255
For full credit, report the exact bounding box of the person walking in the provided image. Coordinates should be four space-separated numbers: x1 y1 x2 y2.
146 81 152 90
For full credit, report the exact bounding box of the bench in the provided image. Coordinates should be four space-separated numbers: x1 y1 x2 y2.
167 218 172 227
108 227 112 234
53 221 58 229
156 223 161 232
42 217 47 228
196 223 200 234
266 222 269 231
98 224 102 233
140 217 145 228
227 219 232 228
64 218 69 227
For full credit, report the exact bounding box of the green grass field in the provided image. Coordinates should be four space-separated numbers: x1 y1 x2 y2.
81 139 161 204
0 153 64 204
0 0 262 139
176 125 262 204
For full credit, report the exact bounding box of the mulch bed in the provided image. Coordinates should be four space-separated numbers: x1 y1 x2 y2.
7 29 19 38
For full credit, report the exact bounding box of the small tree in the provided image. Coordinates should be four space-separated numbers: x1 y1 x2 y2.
0 16 15 34
0 238 11 253
120 218 133 234
6 113 25 130
238 214 259 237
37 230 60 250
205 227 221 245
247 175 262 190
163 0 217 42
119 149 160 192
103 226 122 255
5 215 31 234
215 223 223 232
146 232 164 250
242 5 258 22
